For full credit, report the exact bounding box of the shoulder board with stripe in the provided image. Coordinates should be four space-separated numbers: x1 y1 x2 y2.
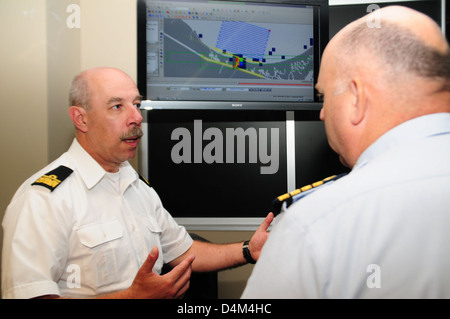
31 165 73 192
272 173 347 215
139 174 151 187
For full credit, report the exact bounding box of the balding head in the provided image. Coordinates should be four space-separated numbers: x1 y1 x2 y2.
317 6 450 168
368 6 448 52
69 67 136 110
327 6 450 96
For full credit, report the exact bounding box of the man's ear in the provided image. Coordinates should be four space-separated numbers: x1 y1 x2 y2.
69 106 88 133
349 78 368 126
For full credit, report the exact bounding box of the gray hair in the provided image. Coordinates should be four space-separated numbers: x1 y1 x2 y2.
69 73 90 110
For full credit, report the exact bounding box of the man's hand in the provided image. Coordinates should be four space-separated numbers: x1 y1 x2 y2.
165 213 274 274
126 246 195 299
248 212 274 261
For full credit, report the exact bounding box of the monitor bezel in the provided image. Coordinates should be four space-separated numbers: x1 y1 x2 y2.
137 0 329 111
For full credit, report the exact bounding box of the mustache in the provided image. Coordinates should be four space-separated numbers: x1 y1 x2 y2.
120 126 144 141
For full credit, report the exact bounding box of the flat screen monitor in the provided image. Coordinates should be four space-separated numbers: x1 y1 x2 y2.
137 0 329 110
139 109 349 230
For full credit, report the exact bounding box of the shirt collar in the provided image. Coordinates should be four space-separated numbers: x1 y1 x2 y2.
354 113 450 170
67 138 139 190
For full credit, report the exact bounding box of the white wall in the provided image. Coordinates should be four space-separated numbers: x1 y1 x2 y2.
0 0 250 298
0 0 49 296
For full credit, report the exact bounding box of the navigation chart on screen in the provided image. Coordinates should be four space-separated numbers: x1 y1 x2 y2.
149 18 314 81
143 0 317 103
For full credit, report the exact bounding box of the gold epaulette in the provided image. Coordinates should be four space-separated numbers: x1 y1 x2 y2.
139 174 151 187
31 165 73 192
272 173 346 215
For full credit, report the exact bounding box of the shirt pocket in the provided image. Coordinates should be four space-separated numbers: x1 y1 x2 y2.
143 216 162 235
78 219 123 248
137 216 164 273
75 219 124 289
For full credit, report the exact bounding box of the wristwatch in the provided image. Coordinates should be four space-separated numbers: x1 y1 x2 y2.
242 240 256 264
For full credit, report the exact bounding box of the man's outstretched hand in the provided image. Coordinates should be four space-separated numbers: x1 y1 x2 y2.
126 246 195 299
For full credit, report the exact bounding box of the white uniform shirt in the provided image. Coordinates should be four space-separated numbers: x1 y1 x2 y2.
2 139 193 299
242 113 450 298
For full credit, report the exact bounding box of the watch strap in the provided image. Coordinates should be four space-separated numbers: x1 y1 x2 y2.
242 240 256 264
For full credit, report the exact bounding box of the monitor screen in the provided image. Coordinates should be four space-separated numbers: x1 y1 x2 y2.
137 0 329 110
140 110 288 229
139 109 349 230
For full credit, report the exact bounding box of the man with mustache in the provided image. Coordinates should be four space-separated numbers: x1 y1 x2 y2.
1 67 273 299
